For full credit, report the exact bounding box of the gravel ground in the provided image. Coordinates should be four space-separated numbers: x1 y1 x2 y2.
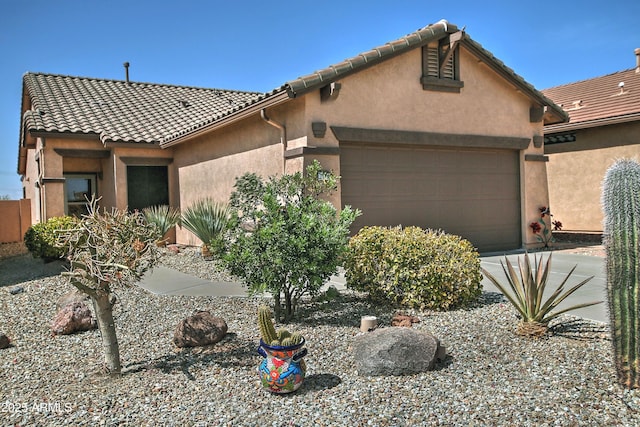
1 245 639 426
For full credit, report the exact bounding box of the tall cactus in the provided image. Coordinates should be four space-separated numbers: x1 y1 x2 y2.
257 305 303 347
602 159 640 389
258 306 278 344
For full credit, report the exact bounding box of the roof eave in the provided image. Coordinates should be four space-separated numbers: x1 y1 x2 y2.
160 90 290 148
460 38 568 125
285 20 455 99
544 112 640 133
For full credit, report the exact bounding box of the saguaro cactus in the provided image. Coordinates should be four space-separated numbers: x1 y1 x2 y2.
602 159 640 389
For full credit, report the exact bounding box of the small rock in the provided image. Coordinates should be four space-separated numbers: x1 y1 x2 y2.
0 333 10 349
51 302 97 335
173 310 228 348
167 244 181 254
391 312 421 328
353 327 446 376
9 286 24 295
56 290 90 311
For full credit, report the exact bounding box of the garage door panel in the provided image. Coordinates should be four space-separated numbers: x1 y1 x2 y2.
341 145 520 252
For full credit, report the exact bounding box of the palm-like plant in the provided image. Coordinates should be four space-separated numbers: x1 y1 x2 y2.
181 199 230 256
142 205 181 244
481 252 601 337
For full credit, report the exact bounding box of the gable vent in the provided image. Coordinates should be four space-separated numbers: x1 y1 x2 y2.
425 46 455 80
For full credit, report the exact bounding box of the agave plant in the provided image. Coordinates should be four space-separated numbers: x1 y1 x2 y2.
142 205 181 244
181 199 230 256
481 252 601 337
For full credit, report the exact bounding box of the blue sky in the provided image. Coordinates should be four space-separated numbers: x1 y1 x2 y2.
1 0 638 199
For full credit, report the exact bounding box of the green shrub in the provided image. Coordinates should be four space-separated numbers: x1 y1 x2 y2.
222 160 360 321
24 216 79 260
344 226 482 310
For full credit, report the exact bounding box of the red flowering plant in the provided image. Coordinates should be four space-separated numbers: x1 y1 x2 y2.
529 206 562 248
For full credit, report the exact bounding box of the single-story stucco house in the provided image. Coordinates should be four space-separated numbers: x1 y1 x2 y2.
543 48 640 233
17 19 567 252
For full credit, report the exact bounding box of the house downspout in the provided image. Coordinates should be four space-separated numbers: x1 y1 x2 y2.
260 109 287 173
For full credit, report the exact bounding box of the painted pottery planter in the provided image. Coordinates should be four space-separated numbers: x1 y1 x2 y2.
257 338 307 393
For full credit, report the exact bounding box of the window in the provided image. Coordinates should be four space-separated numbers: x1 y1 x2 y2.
127 165 169 211
65 174 97 217
421 38 464 93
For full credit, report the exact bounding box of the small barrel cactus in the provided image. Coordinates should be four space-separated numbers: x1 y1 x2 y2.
602 159 640 389
257 305 303 347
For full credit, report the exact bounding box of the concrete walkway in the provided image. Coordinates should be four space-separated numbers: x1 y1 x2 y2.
139 250 608 324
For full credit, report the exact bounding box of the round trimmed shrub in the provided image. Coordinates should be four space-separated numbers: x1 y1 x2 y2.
344 226 482 310
24 216 78 260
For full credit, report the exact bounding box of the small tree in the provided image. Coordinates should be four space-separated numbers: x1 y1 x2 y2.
222 161 360 322
57 199 161 375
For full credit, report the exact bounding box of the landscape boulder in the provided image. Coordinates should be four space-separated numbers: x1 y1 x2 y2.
0 333 10 349
353 327 446 376
173 310 228 348
56 290 90 311
51 301 97 335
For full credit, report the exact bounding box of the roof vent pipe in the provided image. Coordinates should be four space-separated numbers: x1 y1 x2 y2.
635 48 640 73
123 62 130 83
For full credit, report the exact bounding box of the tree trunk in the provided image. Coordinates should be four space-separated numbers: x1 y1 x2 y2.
92 290 122 375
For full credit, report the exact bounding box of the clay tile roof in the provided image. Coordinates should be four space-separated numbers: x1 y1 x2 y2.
284 19 453 98
21 73 262 145
542 68 640 133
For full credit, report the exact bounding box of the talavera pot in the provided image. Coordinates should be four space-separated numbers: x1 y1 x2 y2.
257 338 307 393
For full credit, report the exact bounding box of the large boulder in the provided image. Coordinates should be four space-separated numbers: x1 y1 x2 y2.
0 333 10 349
173 310 228 348
353 327 446 376
51 301 97 335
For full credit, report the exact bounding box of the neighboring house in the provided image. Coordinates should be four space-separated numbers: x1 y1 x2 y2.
17 20 566 252
543 49 640 232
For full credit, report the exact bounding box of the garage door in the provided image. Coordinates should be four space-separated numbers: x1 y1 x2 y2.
340 144 521 252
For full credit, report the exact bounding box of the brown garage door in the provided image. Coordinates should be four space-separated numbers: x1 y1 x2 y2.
340 144 521 252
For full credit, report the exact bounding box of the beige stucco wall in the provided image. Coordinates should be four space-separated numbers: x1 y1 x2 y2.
172 113 287 245
546 121 640 231
298 46 547 248
168 43 552 248
23 136 175 223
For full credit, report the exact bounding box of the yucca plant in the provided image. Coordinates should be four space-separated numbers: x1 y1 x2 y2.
181 199 230 256
142 205 181 245
482 252 601 337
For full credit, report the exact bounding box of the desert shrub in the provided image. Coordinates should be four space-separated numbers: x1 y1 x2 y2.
181 199 230 254
221 160 360 321
142 205 181 243
344 226 482 310
24 216 79 260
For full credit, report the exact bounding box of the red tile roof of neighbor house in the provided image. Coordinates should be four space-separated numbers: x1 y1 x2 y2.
542 50 640 133
19 20 566 151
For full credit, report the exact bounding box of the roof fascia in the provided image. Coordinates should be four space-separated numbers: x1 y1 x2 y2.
284 21 453 99
461 39 568 125
544 112 640 133
160 90 290 148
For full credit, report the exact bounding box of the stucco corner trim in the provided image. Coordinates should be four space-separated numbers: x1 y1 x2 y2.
330 126 530 150
284 146 340 159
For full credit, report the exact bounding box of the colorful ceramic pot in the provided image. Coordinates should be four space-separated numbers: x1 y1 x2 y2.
257 338 307 393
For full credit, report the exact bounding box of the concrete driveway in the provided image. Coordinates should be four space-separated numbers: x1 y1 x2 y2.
480 251 607 324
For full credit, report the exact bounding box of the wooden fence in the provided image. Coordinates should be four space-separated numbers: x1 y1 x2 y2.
0 200 31 243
